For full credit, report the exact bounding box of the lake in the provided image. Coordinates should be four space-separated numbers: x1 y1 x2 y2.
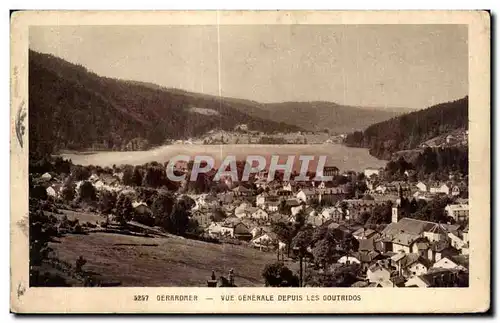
59 144 386 172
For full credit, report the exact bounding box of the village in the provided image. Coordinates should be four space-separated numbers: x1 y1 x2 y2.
169 124 347 145
33 156 470 288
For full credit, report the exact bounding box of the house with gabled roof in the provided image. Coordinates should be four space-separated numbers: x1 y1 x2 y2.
423 223 449 243
100 173 120 187
250 225 271 239
282 182 293 192
234 203 250 218
444 203 469 222
251 232 284 250
251 208 269 221
219 218 250 239
352 227 379 241
132 201 151 215
409 237 430 258
40 172 52 182
415 181 428 192
359 237 377 252
428 240 459 263
232 185 252 196
256 192 268 208
254 177 269 189
305 212 324 227
366 263 392 286
291 204 305 217
448 231 467 250
265 200 280 212
337 255 361 265
429 183 450 195
355 250 384 272
296 188 317 203
433 255 469 272
391 233 421 253
89 173 100 182
382 217 447 239
391 252 431 278
46 183 63 199
321 206 343 222
405 267 467 287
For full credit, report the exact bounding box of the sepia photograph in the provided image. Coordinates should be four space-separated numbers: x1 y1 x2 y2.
10 10 490 313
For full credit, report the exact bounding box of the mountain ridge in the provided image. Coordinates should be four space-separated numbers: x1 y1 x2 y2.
29 50 302 156
29 49 412 157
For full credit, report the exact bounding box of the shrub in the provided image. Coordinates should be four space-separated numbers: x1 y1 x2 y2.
73 224 84 234
75 256 87 273
85 222 97 229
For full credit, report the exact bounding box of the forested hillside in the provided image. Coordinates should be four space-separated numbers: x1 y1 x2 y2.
29 50 302 157
241 101 410 133
344 96 468 160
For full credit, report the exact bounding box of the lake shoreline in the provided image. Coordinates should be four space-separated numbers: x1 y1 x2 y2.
58 143 387 172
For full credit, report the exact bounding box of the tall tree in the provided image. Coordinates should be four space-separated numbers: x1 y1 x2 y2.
61 179 76 202
169 199 192 235
98 190 117 214
78 181 96 202
151 192 175 229
131 166 143 187
115 193 134 226
272 222 295 256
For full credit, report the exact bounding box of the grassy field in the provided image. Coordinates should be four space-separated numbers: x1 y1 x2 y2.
49 232 290 287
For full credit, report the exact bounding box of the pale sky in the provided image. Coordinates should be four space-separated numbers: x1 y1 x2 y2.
29 24 468 110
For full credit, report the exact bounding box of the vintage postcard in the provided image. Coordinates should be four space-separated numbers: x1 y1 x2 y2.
10 10 490 314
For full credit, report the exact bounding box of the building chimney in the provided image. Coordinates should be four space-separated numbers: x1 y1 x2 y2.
207 269 217 287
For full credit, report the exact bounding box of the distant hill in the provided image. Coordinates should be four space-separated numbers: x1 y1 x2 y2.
229 101 412 133
29 50 302 156
344 96 468 160
131 86 410 133
29 50 411 157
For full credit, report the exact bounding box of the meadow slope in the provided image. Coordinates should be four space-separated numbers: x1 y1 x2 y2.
50 232 289 287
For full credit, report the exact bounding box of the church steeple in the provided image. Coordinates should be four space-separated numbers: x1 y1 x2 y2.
393 185 404 223
392 203 402 223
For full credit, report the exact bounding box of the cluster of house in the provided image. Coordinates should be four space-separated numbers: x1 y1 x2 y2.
185 169 343 247
344 202 470 288
39 171 128 201
37 163 469 229
420 130 468 149
411 180 467 200
366 170 467 202
185 166 470 288
324 134 347 144
35 162 471 288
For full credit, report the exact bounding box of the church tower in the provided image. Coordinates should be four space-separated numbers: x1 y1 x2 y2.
392 185 404 223
391 204 402 223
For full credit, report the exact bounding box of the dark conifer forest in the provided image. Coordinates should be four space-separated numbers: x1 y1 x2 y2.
344 96 468 160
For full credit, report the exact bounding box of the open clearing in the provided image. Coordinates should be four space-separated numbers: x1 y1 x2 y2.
50 232 291 287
